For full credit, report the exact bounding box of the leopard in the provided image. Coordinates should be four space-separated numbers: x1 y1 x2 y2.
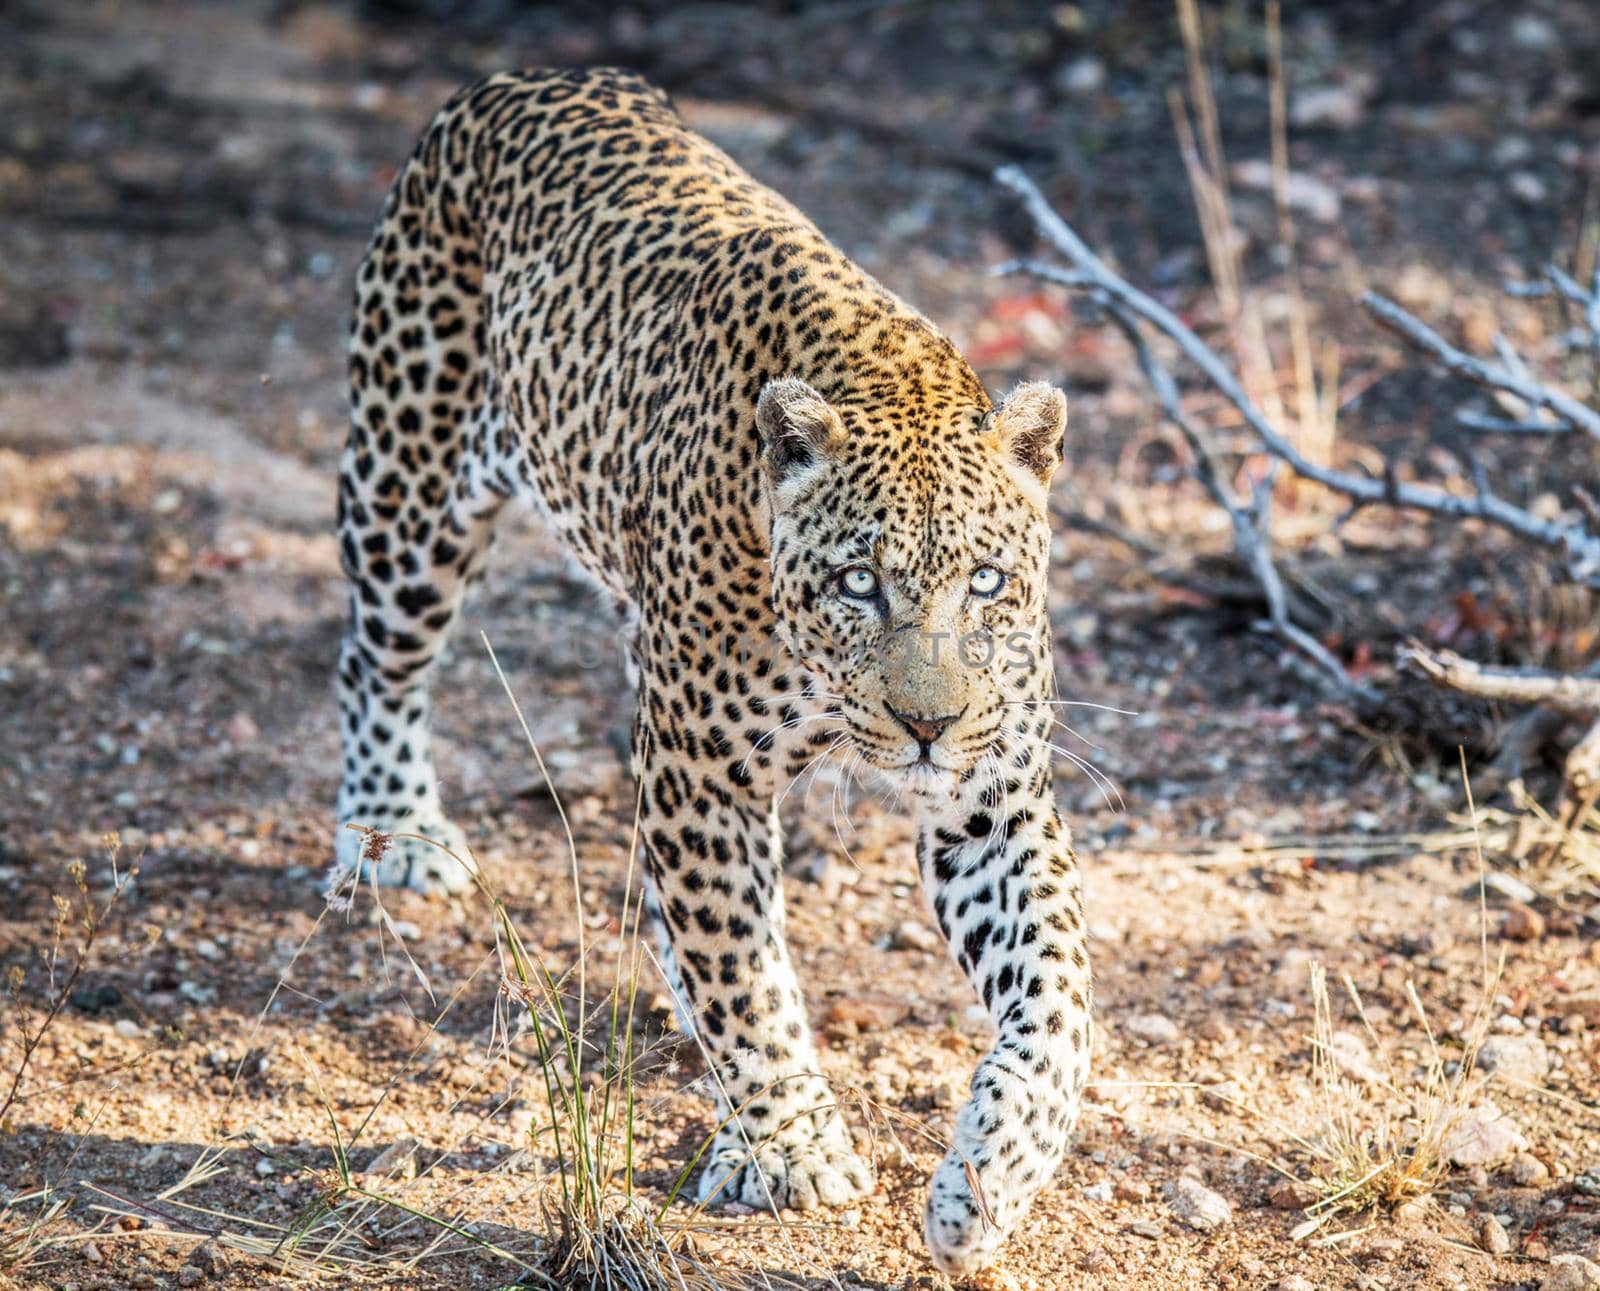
331 67 1093 1276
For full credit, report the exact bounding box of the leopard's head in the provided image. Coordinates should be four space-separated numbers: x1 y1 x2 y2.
758 376 1065 799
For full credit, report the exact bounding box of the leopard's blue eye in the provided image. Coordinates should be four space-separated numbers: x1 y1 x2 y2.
840 567 878 598
970 566 1005 597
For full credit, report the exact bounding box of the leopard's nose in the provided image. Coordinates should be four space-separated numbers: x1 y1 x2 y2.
886 703 959 748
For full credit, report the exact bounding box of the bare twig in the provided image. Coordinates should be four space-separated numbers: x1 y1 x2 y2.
1400 644 1600 858
1399 644 1600 714
1362 292 1600 442
994 166 1600 588
1105 294 1373 700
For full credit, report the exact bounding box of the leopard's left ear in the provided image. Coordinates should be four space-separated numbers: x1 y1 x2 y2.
988 381 1068 487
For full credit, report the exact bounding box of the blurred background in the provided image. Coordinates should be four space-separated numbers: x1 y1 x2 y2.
3 3 1600 1288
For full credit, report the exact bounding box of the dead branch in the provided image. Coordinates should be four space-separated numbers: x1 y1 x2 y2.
1398 644 1600 714
993 165 1600 590
1110 294 1374 701
1397 646 1600 854
1362 291 1600 442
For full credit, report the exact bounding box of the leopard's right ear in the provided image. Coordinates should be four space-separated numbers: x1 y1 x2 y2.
756 378 847 486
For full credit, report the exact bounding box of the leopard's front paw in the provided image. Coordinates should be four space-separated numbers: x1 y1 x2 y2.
924 1149 1016 1277
331 817 478 898
695 1127 874 1211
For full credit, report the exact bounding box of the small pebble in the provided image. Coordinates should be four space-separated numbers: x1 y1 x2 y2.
1543 1254 1600 1291
890 920 938 953
178 1266 204 1288
362 1136 419 1179
1501 902 1546 942
1394 1198 1430 1223
1166 1175 1232 1231
1510 1153 1550 1186
1124 1013 1181 1046
1267 1177 1319 1210
1478 1214 1511 1255
1478 1034 1550 1086
1444 1103 1526 1166
1481 872 1537 904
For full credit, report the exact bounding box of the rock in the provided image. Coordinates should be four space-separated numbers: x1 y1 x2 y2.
1444 1103 1527 1166
1510 1153 1550 1186
1480 872 1537 904
82 1240 103 1263
823 999 893 1039
1543 1255 1600 1291
225 712 260 745
1367 1237 1404 1262
968 1268 1024 1291
1562 994 1600 1025
189 1242 228 1276
363 1136 419 1179
1267 1177 1320 1210
254 1158 275 1177
1230 160 1341 222
1080 1248 1114 1273
1574 1166 1600 1197
1510 172 1549 205
1328 1029 1382 1083
177 1266 204 1288
1114 1177 1151 1202
1056 55 1105 97
890 920 938 953
1166 1176 1232 1231
1290 82 1369 129
1394 1199 1430 1223
1477 1034 1550 1085
1478 1213 1512 1255
1201 1080 1243 1110
1501 902 1546 941
1510 14 1559 51
1124 1013 1182 1046
1277 1278 1317 1291
1083 1180 1113 1202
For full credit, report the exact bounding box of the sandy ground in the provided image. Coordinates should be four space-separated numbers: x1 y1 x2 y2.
3 2 1600 1288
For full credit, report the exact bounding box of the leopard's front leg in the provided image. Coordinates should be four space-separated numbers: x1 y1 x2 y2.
918 774 1093 1275
638 745 873 1212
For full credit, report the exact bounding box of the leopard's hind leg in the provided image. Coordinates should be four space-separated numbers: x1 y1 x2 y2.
332 121 505 896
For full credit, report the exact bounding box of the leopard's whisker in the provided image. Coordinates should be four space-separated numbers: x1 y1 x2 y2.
736 711 847 777
829 751 866 871
1038 738 1125 813
777 733 852 812
1002 699 1138 715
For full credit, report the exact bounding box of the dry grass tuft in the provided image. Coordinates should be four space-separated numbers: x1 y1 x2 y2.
1288 960 1495 1238
1272 765 1503 1239
2 835 152 1277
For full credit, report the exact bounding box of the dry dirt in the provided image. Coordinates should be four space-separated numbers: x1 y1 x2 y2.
3 2 1600 1289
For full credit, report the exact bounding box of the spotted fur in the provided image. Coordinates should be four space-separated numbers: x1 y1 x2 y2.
332 68 1092 1274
